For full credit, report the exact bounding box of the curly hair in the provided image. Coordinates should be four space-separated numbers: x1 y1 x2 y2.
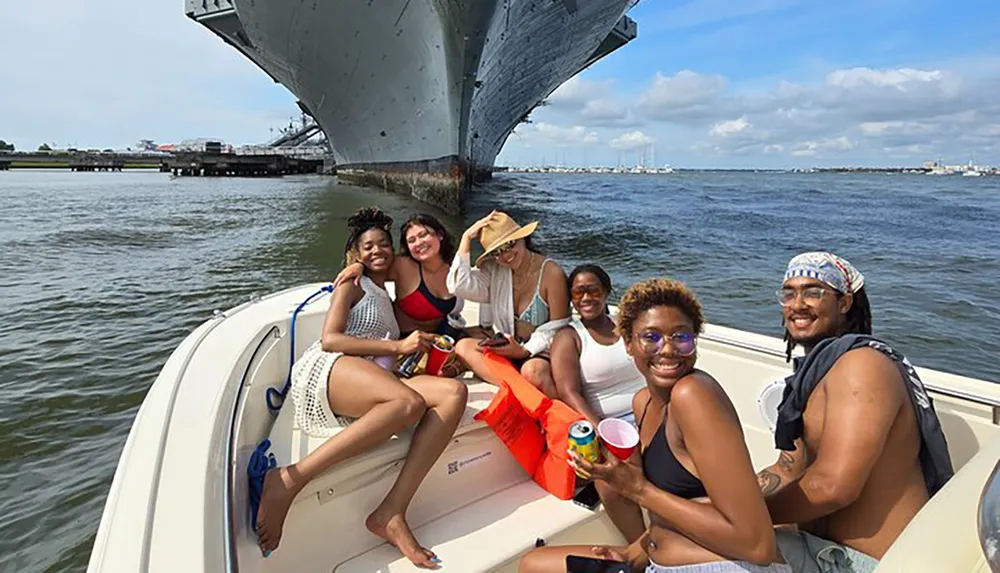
616 278 704 340
399 213 456 261
344 207 393 266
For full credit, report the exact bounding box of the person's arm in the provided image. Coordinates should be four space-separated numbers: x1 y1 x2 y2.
550 327 602 425
756 440 808 498
445 297 467 330
633 377 777 564
446 211 497 302
332 262 364 288
765 348 905 525
320 283 433 356
445 251 492 303
591 531 651 571
332 257 405 288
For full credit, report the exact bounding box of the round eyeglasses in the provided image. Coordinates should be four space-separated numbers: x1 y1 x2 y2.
635 331 698 357
775 286 840 307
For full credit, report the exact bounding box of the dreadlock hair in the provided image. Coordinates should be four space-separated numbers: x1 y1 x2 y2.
569 264 613 315
783 285 873 362
399 213 455 262
343 207 394 266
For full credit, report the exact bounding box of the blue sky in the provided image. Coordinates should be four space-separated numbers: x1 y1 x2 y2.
1 0 998 168
498 0 1000 168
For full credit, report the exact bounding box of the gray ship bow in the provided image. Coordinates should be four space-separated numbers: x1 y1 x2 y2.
185 0 638 212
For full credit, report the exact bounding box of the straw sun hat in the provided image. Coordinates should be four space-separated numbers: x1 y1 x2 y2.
475 211 539 267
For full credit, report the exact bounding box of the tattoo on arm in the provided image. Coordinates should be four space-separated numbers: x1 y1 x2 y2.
758 470 782 495
777 451 797 472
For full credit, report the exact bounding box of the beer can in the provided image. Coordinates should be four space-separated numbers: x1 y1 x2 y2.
568 420 602 478
397 351 424 378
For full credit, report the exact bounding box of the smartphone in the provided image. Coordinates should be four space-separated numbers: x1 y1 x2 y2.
572 481 601 511
478 332 510 347
565 555 630 573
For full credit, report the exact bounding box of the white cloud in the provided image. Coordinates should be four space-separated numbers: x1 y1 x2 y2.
512 123 599 147
826 67 944 90
637 71 728 120
0 0 296 149
790 136 855 157
504 58 1000 167
547 77 616 109
710 116 751 137
610 131 655 151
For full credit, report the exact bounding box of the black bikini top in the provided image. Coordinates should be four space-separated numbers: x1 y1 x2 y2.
638 397 707 499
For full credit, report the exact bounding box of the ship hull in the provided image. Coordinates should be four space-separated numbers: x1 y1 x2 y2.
188 0 636 212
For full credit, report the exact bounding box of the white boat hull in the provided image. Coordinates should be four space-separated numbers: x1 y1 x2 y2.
88 283 1000 572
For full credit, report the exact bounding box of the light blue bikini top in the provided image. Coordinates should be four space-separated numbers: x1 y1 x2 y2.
517 259 551 327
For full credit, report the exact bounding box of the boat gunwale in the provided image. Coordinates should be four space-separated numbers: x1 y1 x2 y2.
698 328 1000 410
224 324 282 573
92 282 1000 572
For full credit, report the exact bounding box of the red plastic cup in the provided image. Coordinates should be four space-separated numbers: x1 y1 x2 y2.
425 335 456 376
598 418 640 461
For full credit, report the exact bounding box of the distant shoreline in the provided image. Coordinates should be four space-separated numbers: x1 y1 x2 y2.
499 166 997 175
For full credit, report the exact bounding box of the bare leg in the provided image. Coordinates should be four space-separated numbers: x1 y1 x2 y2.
521 358 557 398
595 480 646 543
454 338 501 385
256 357 426 554
519 545 620 573
366 375 469 566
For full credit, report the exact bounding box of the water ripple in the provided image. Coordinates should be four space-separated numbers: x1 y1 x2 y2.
1 170 998 571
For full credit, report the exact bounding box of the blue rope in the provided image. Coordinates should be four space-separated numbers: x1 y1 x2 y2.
248 438 276 530
266 284 335 413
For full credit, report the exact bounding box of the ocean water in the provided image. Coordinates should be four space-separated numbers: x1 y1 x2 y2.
0 169 997 571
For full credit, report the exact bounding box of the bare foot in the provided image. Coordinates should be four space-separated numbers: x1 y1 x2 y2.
365 510 439 568
256 467 301 553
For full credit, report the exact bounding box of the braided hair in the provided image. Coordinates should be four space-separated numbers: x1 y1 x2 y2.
783 286 873 361
344 207 394 266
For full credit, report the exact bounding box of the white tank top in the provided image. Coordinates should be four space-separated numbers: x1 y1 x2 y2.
570 318 645 419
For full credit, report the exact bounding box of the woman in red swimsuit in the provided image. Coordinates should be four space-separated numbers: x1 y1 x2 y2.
334 213 465 339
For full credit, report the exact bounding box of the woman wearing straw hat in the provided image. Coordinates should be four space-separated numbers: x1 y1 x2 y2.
447 210 571 396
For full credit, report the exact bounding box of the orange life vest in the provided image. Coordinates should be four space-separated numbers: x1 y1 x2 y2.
474 352 584 500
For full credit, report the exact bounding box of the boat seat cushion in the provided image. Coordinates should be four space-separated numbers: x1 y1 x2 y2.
266 376 498 488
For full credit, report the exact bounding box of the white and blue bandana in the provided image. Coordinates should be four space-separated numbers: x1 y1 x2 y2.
783 252 865 294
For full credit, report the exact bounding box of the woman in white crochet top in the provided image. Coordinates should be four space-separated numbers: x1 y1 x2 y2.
255 207 468 568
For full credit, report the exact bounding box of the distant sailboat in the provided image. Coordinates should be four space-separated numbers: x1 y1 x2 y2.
962 153 983 177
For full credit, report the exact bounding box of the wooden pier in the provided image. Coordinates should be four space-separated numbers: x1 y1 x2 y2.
165 151 325 177
0 150 332 178
70 156 125 172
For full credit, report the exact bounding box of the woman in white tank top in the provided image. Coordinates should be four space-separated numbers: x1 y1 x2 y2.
550 265 644 425
551 264 648 545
